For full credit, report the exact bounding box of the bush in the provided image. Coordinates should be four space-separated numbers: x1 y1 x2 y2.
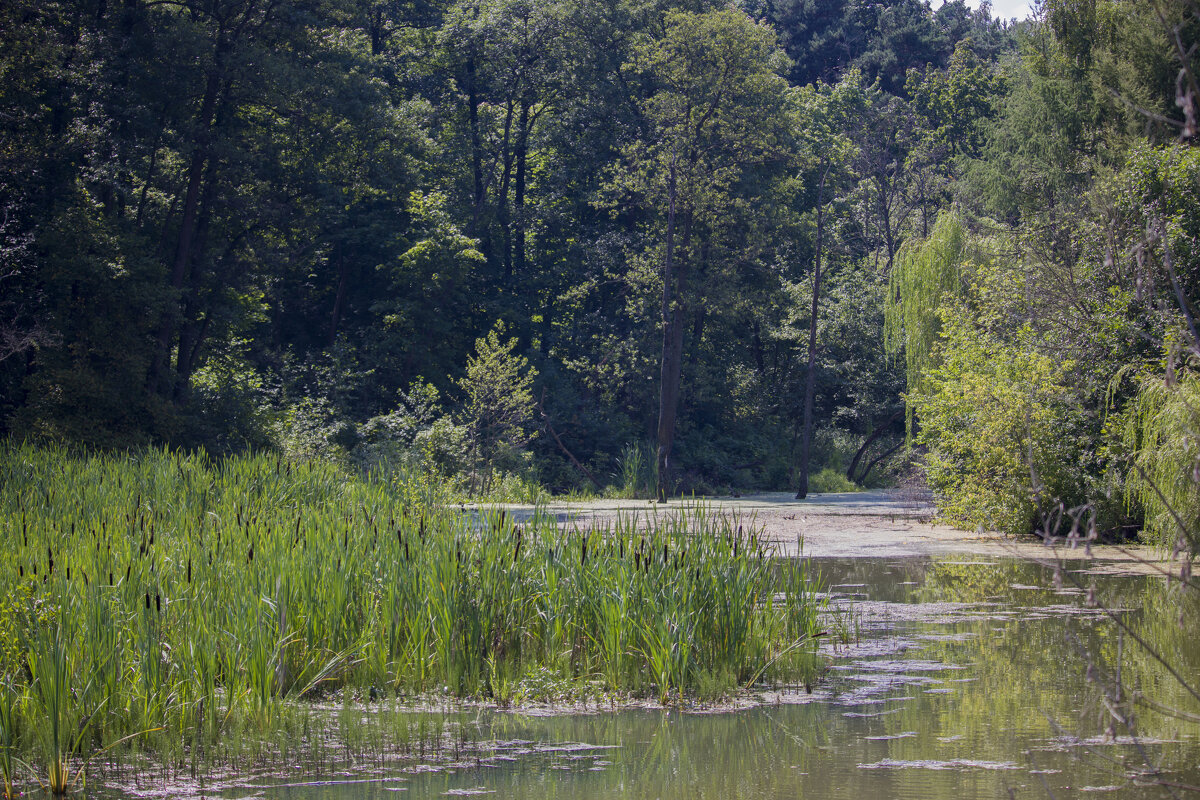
913 306 1085 536
807 467 861 494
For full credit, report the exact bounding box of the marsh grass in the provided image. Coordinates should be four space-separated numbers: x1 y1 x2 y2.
0 444 827 791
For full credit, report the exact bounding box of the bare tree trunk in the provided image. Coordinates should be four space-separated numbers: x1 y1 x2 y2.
796 164 828 499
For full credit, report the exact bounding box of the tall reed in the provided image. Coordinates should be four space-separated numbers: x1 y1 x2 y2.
0 444 827 789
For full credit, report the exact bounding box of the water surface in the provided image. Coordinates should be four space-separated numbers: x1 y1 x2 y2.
110 555 1200 800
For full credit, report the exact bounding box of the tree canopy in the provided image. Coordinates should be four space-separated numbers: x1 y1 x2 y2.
3 0 1199 542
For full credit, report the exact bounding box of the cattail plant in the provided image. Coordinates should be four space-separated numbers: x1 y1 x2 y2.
0 443 829 793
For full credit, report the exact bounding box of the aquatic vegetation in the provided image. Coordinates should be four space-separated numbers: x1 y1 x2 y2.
0 444 826 789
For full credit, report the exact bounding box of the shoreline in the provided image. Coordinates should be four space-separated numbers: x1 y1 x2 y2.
478 489 1170 572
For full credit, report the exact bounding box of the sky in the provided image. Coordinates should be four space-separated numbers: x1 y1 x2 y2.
935 0 1036 20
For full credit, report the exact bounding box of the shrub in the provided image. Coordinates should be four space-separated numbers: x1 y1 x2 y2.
806 467 861 494
913 307 1085 536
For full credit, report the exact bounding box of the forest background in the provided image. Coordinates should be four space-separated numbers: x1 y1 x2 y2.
2 0 1198 542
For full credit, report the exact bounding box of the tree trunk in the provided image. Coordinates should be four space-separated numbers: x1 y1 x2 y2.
149 58 224 396
858 440 904 485
846 408 904 483
655 160 687 503
134 114 163 230
497 97 516 281
540 294 553 357
689 302 705 365
168 106 226 400
878 175 896 271
467 55 485 239
512 97 530 284
751 318 765 373
174 312 212 403
796 165 829 499
329 248 347 346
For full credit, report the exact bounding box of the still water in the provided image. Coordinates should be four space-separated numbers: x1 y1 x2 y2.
130 556 1200 799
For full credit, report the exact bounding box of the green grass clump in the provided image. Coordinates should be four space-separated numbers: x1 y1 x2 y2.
0 443 826 792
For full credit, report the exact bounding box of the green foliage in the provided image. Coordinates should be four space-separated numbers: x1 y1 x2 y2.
458 322 538 490
0 444 827 787
883 210 969 434
1117 365 1200 551
9 0 1197 539
913 308 1083 536
615 442 655 499
806 467 861 494
907 38 1007 159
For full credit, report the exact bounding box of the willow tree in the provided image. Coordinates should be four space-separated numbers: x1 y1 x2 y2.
609 8 793 502
882 209 968 436
1119 367 1200 552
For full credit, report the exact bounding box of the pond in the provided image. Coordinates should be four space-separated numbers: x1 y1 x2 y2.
97 554 1200 800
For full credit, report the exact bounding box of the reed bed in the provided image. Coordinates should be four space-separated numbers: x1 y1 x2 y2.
0 444 826 795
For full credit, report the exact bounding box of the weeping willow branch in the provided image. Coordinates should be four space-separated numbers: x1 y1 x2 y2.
882 210 968 437
1119 368 1200 551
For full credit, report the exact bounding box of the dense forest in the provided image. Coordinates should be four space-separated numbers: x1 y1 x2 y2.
2 0 1198 539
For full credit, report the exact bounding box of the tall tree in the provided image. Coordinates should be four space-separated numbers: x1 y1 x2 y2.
607 8 793 500
788 80 859 498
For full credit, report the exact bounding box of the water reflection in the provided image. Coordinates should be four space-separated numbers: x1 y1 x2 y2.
110 556 1200 799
